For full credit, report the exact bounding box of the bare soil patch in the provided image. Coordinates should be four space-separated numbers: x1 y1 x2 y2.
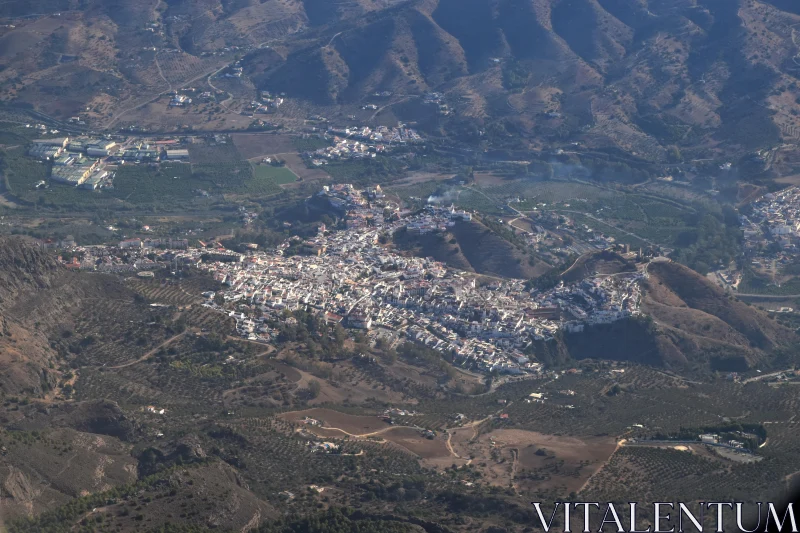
449 429 617 494
381 427 451 460
280 408 388 435
282 153 331 182
774 174 800 186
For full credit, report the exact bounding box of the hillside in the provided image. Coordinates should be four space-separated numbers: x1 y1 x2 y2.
252 0 800 161
0 236 139 397
0 236 72 397
560 249 636 283
2 0 799 160
640 260 797 370
529 259 798 372
393 219 551 279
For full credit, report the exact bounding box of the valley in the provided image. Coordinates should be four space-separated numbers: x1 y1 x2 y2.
2 0 800 532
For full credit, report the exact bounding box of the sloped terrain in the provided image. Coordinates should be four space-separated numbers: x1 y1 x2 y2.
0 427 138 523
640 260 797 370
3 0 800 160
530 258 797 371
0 236 76 397
0 236 140 397
254 0 800 160
394 219 550 279
560 250 637 283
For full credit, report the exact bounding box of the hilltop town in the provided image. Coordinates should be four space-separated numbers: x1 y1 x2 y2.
189 184 645 375
35 182 646 376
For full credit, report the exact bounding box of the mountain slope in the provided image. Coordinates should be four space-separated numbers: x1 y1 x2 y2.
0 236 135 397
640 260 796 370
0 236 70 397
4 0 799 161
393 219 551 279
251 0 800 161
530 258 797 372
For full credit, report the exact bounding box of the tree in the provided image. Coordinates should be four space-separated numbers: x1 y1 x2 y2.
308 380 321 399
666 145 682 163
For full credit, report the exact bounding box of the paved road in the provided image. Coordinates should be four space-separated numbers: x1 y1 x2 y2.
735 293 800 299
742 368 796 384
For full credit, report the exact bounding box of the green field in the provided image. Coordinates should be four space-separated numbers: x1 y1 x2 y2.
738 268 800 296
390 177 696 246
110 162 200 206
252 163 297 184
292 136 331 152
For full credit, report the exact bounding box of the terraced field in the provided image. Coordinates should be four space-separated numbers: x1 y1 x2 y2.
70 298 175 367
126 276 219 305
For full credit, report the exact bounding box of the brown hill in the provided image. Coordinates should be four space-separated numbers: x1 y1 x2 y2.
0 236 68 397
253 0 800 161
0 236 134 397
393 219 551 279
560 250 636 283
639 260 796 370
4 0 800 161
532 259 797 373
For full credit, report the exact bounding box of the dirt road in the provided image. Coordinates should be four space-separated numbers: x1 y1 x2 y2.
108 330 189 369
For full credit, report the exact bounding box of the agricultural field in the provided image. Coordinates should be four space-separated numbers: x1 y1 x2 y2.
252 164 297 185
581 446 728 502
187 143 243 165
737 268 800 296
73 333 268 419
231 133 300 160
0 122 42 145
247 163 298 195
107 158 290 205
223 415 427 499
387 180 445 203
321 157 407 187
280 408 390 435
68 295 180 368
479 179 616 206
262 354 414 406
278 409 454 464
281 153 331 182
381 427 452 461
554 193 694 246
567 212 651 249
390 176 694 246
3 147 49 196
109 162 201 206
125 276 210 306
293 136 332 153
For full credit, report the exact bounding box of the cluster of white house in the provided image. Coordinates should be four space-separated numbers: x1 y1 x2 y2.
185 184 645 375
